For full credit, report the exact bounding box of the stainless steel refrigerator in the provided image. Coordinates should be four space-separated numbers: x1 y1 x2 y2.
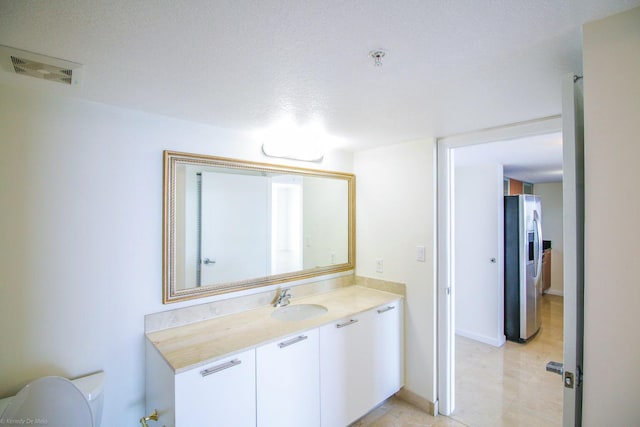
504 194 543 343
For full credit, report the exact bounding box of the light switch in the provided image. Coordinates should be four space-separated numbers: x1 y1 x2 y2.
416 245 426 262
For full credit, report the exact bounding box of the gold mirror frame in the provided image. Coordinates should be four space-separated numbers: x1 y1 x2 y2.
163 150 355 303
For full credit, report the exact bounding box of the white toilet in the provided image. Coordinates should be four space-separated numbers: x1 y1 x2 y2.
0 371 104 427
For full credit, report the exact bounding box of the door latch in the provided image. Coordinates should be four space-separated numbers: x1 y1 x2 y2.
564 371 574 389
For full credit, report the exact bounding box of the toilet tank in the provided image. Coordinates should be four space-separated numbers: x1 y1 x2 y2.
0 371 104 427
72 371 105 427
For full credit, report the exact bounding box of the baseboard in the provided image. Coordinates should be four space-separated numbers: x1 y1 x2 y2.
455 329 506 347
544 289 564 296
395 388 437 416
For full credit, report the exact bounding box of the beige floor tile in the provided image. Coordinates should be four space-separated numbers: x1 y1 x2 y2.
352 404 389 426
451 294 564 426
500 402 562 427
351 396 466 427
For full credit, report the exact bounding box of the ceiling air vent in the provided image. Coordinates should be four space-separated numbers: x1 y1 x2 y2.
0 45 83 86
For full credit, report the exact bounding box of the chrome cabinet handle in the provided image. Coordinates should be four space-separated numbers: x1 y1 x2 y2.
200 359 241 377
336 319 358 328
278 335 308 348
377 306 396 314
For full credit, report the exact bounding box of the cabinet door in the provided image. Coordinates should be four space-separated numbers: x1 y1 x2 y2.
320 310 375 427
257 329 320 427
175 349 256 426
371 299 403 405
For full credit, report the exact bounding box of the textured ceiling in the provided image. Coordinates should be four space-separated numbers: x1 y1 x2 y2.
1 0 638 152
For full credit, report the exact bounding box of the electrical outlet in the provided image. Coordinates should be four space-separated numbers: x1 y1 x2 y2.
376 259 384 273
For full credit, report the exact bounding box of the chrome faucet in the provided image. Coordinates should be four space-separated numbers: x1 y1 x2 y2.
273 288 292 307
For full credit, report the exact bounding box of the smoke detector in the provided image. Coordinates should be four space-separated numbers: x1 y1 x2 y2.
0 45 83 86
369 49 387 67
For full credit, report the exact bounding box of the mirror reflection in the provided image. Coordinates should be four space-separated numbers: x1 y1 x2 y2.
164 151 355 303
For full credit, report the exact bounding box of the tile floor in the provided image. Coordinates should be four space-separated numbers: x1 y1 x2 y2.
353 294 564 427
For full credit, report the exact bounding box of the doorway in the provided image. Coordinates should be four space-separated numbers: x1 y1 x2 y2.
450 131 565 425
436 116 568 421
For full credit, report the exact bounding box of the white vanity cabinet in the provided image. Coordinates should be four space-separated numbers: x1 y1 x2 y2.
256 329 320 427
319 298 403 427
146 344 256 427
146 287 404 427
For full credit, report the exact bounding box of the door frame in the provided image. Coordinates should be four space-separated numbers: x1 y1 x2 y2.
436 115 563 415
560 74 584 427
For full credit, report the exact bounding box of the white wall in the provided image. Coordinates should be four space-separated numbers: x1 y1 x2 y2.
0 83 353 426
454 163 505 347
582 6 640 425
354 139 437 403
533 182 564 295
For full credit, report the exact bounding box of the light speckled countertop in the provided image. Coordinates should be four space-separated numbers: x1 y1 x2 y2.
146 285 403 373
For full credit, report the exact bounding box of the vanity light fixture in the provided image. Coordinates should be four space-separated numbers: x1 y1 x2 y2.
259 118 331 162
262 140 324 162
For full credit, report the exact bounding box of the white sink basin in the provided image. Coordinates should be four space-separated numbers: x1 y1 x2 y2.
271 304 328 322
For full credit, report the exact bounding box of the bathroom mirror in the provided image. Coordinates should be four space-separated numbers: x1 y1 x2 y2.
163 151 355 303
